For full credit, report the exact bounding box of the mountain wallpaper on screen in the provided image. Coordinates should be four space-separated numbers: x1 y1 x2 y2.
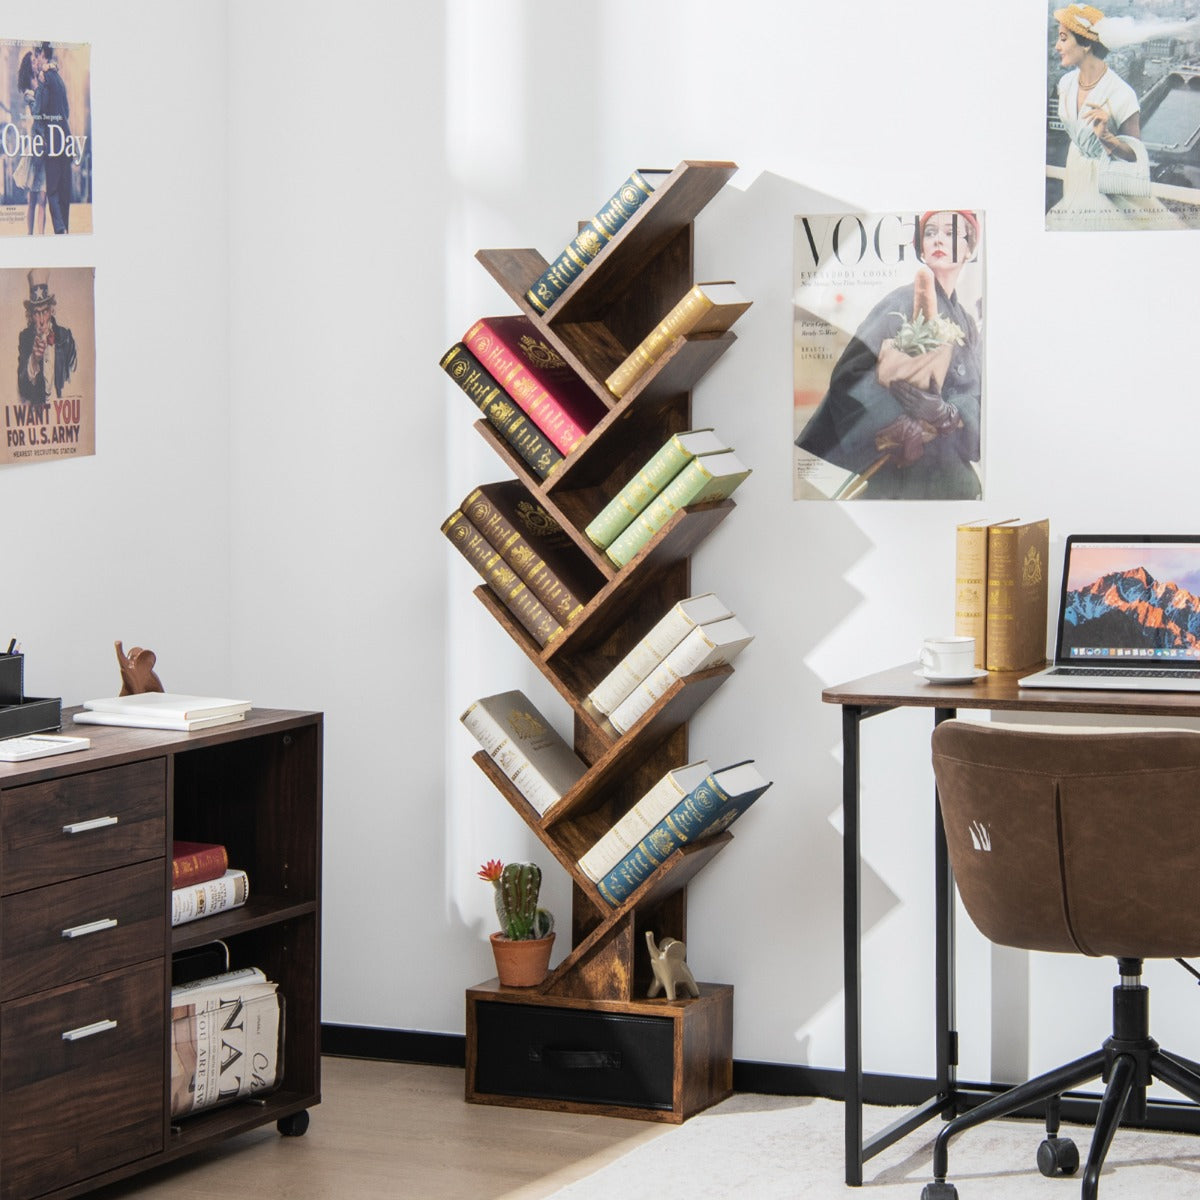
1062 567 1200 652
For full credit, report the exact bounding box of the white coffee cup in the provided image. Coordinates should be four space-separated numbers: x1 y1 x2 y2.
919 635 976 678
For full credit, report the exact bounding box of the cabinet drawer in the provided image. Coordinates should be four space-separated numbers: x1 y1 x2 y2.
0 959 164 1200
1 859 164 1001
474 1001 674 1110
1 759 166 894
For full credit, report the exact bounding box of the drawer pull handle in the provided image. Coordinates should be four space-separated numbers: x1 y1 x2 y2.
533 1048 622 1070
61 917 118 939
62 1018 118 1042
62 816 119 835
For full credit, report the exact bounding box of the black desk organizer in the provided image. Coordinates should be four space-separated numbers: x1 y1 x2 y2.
0 653 62 737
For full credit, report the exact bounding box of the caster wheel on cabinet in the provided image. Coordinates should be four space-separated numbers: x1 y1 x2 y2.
920 1183 959 1200
277 1110 310 1137
1037 1135 1079 1177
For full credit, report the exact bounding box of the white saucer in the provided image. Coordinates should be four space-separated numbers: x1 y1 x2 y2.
913 668 988 684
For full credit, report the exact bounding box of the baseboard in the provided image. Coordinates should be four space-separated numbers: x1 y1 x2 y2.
322 1024 465 1067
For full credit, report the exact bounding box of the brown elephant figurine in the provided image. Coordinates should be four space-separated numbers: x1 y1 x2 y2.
116 640 164 695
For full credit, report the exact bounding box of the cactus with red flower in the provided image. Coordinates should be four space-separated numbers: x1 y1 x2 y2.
478 859 555 940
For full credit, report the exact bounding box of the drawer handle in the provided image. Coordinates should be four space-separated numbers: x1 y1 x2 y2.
62 816 119 835
534 1048 622 1070
62 1018 118 1042
61 917 118 939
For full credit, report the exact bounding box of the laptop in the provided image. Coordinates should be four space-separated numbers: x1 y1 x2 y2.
1019 534 1200 692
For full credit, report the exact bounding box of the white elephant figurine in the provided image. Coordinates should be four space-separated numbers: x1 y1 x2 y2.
645 930 700 1000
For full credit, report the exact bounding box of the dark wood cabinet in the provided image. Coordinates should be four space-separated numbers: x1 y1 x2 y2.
0 707 321 1199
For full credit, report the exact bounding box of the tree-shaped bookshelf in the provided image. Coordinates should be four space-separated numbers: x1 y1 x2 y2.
456 161 745 1122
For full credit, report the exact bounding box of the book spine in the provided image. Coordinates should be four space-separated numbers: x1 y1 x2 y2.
459 702 561 816
463 320 589 455
578 774 688 881
986 522 1049 672
171 870 250 927
462 487 586 624
440 343 563 479
605 285 714 399
954 524 990 669
584 435 697 549
172 844 229 889
441 511 563 647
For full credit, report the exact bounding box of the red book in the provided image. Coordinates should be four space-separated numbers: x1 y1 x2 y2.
462 316 607 456
172 840 229 889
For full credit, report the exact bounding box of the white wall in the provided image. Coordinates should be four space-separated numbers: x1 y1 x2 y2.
10 0 1200 1091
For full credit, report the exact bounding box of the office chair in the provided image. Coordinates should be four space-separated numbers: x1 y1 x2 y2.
921 720 1200 1200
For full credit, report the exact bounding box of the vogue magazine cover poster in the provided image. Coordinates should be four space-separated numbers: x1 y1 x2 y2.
1047 2 1200 231
792 210 986 502
0 39 92 237
2 266 96 465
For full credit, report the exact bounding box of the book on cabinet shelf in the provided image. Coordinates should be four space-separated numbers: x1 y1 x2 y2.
171 869 250 927
605 450 752 569
172 840 229 889
460 690 587 817
463 315 608 456
985 518 1050 672
440 342 564 480
587 592 734 716
584 429 728 550
595 761 772 907
525 168 669 315
460 480 596 625
608 615 754 736
441 509 563 647
605 281 752 399
954 518 1016 669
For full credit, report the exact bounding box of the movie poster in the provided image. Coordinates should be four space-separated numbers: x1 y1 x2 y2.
792 211 986 502
1 266 95 465
0 39 92 237
1046 2 1200 231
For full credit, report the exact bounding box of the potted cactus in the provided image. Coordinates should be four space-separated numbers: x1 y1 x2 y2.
478 859 556 987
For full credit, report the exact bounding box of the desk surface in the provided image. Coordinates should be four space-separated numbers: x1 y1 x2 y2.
823 661 1200 718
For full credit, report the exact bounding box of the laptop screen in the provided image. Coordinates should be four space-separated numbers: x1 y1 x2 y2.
1056 536 1200 667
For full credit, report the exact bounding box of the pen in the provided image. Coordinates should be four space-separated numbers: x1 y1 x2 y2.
5 639 14 655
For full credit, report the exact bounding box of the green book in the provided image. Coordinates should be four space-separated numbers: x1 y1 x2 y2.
605 450 751 568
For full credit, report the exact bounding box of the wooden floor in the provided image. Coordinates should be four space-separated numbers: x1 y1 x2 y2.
90 1057 666 1200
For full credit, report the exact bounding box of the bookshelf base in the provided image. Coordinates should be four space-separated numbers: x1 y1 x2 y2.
464 979 733 1123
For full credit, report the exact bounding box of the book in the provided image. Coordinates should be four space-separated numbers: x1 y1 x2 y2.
583 429 728 549
587 592 734 716
578 760 712 882
73 710 247 732
461 480 596 625
605 450 752 568
441 508 563 647
605 282 752 399
460 690 587 816
595 762 772 907
172 840 230 889
608 615 754 735
440 342 564 480
985 518 1050 672
524 168 668 314
83 693 252 721
954 518 1016 669
171 868 251 927
463 315 608 456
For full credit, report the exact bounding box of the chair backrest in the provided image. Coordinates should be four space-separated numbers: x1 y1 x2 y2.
931 720 1200 960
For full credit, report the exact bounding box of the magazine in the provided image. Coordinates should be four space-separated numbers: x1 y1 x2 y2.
1045 1 1200 232
792 211 986 502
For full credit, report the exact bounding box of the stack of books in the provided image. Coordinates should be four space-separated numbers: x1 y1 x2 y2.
578 760 772 907
587 593 753 735
584 429 752 568
73 693 252 732
442 480 601 648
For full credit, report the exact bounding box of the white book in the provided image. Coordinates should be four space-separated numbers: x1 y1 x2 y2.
84 693 252 720
587 593 733 715
608 615 754 735
74 711 246 732
460 690 588 816
578 761 711 882
171 869 250 927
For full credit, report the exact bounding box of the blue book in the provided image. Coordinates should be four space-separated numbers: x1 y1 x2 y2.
596 761 771 907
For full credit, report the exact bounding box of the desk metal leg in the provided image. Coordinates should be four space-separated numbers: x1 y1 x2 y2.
843 705 865 1186
934 707 957 1102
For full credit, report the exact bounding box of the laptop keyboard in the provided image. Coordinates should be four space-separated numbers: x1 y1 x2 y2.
1054 666 1198 679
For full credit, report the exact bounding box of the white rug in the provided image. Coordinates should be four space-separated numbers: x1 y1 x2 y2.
545 1094 1200 1198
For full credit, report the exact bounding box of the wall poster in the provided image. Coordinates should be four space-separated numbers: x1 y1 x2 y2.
792 211 985 502
1047 2 1200 231
0 39 92 236
1 266 96 465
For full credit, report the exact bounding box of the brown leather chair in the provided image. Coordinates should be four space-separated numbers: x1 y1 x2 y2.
922 720 1200 1200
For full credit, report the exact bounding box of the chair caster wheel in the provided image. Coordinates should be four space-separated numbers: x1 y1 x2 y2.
277 1110 310 1137
1037 1136 1079 1177
920 1183 959 1200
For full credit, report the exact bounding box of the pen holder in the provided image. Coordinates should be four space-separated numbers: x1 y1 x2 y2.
0 654 22 706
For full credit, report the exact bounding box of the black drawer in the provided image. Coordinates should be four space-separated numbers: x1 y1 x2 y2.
474 1001 674 1110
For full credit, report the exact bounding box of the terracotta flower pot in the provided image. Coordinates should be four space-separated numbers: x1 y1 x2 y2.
490 931 555 988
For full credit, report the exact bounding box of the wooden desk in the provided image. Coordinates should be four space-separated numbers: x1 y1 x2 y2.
824 664 1200 1187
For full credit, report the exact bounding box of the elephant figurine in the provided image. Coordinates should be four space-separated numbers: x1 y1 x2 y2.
115 641 164 695
645 930 700 1001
